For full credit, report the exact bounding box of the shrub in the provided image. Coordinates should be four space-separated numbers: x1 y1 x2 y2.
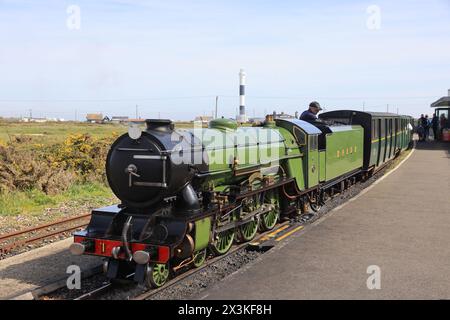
0 132 117 195
0 144 75 195
47 133 116 183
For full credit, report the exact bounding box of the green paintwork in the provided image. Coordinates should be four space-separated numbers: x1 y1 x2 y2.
370 141 379 167
369 116 413 169
193 249 207 267
185 118 395 209
238 218 259 241
147 263 169 288
209 118 238 131
325 126 364 181
261 189 279 230
187 125 303 190
319 150 326 182
273 120 318 191
307 135 319 188
277 126 305 190
211 229 234 255
194 217 211 251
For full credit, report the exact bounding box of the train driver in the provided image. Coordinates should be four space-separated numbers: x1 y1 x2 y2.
300 101 323 123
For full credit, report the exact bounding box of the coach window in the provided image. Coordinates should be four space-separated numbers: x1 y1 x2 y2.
293 127 306 146
309 135 318 150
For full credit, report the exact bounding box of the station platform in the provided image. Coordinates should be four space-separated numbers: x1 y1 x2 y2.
0 238 99 299
198 142 450 300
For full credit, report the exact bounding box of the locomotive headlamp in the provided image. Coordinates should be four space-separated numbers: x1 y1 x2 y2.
69 243 85 256
128 124 142 140
133 250 150 265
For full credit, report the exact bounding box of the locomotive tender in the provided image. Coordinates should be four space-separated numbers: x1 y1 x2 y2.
70 111 413 288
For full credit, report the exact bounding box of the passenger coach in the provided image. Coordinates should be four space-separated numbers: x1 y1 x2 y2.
319 111 413 172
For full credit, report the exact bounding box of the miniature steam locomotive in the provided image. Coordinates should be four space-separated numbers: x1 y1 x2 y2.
70 111 413 288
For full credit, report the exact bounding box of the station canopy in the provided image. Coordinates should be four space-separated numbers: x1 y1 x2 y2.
431 96 450 108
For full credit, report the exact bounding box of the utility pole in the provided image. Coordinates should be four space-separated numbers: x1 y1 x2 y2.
136 105 139 119
215 96 218 118
29 108 32 119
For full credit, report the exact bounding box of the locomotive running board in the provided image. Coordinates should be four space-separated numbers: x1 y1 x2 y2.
214 204 275 233
234 178 295 200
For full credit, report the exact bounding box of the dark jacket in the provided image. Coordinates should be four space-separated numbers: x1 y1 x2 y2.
421 117 429 128
431 116 439 128
300 110 318 123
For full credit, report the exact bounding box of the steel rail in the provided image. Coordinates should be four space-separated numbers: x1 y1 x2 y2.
0 213 91 242
0 213 91 254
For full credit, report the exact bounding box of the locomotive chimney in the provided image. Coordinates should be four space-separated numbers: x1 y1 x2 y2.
145 119 174 132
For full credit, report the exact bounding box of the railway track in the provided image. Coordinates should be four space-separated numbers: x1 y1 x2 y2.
14 218 302 300
69 220 306 300
0 213 91 256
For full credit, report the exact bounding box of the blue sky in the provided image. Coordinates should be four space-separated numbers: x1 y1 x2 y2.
0 0 449 120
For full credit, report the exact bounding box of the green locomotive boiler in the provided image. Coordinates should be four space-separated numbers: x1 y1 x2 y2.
71 111 412 288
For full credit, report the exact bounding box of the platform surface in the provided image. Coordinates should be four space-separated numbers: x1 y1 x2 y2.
0 238 99 299
198 142 450 300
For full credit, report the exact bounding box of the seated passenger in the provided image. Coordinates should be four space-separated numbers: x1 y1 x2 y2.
300 101 322 123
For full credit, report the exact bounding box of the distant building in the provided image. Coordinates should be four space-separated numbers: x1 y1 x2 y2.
248 117 266 125
128 118 146 124
194 116 213 124
47 118 66 122
21 117 48 123
272 111 295 119
86 113 109 123
111 116 129 123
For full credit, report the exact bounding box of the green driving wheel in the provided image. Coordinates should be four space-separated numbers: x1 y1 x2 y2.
193 249 207 268
238 217 259 242
237 194 261 242
211 229 235 255
261 190 280 231
146 263 169 288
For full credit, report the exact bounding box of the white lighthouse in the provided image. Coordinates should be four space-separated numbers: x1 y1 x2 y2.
237 69 248 123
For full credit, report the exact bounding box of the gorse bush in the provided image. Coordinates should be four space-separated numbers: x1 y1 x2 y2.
0 133 117 195
0 144 75 195
47 133 117 183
